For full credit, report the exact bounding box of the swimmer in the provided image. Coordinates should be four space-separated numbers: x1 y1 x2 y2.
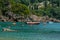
13 22 16 25
2 28 17 32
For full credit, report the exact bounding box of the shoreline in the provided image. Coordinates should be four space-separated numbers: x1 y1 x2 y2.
0 15 60 23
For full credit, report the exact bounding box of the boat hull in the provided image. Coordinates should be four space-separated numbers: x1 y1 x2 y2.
26 22 40 25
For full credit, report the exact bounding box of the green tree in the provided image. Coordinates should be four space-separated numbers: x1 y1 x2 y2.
0 0 9 15
20 0 29 6
11 3 30 16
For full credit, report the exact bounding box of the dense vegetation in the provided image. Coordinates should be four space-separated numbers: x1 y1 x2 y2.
0 0 60 19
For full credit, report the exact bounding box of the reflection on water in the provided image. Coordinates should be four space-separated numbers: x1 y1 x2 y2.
0 22 60 40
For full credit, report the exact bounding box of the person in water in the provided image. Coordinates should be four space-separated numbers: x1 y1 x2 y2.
2 26 17 32
13 22 16 25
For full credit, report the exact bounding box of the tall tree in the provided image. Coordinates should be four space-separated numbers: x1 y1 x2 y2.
0 0 9 15
11 3 30 17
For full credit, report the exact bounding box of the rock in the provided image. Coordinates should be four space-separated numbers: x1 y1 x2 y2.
29 15 41 22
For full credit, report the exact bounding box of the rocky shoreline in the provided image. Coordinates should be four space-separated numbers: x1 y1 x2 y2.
0 15 60 23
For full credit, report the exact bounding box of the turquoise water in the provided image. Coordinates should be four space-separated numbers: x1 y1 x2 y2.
0 22 60 40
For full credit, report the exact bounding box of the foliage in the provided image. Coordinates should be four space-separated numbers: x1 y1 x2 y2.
20 0 30 6
0 0 60 19
0 0 8 10
0 0 30 16
10 3 30 16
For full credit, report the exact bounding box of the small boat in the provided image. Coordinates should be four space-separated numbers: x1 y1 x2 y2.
26 22 40 25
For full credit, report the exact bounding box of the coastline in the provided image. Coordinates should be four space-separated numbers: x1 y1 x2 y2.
0 15 60 23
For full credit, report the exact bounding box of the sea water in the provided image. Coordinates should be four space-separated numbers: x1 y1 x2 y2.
0 22 60 40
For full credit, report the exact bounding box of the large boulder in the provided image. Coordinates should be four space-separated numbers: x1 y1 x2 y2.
29 15 41 22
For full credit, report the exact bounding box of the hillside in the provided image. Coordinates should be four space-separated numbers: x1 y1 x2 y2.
0 0 60 22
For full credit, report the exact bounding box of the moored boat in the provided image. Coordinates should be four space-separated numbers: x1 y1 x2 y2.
26 22 40 25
